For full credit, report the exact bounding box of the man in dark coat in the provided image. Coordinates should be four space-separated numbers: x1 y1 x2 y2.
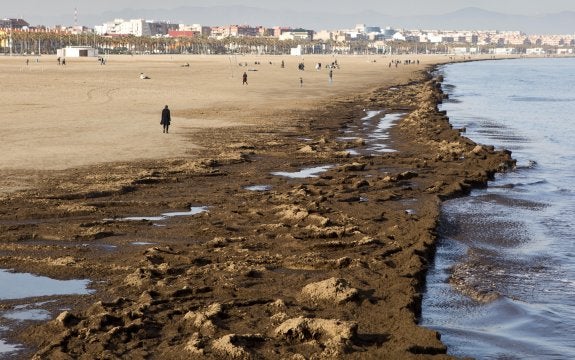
161 105 171 133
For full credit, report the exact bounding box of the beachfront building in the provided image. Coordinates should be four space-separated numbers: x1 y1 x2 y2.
57 46 98 58
209 25 261 39
0 18 30 30
95 19 177 37
279 29 313 41
169 24 212 38
526 48 546 55
273 27 292 38
290 45 302 56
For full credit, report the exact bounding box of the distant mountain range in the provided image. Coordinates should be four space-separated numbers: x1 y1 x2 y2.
29 6 575 35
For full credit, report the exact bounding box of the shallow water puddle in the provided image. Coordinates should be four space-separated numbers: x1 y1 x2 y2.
0 336 20 356
336 136 361 142
341 110 405 154
4 308 52 322
271 165 333 179
82 243 117 251
244 185 272 192
365 112 404 153
0 269 92 300
362 110 384 120
0 271 93 355
131 241 157 246
111 206 208 222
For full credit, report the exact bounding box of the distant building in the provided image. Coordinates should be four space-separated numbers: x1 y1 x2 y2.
526 48 545 55
168 30 197 38
279 29 313 41
169 23 210 37
209 25 261 39
273 26 292 38
0 18 30 29
57 46 98 58
290 45 303 56
493 47 516 55
95 19 176 37
383 27 397 38
392 32 406 41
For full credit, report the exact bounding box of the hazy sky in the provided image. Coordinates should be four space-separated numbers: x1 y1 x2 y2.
4 0 575 18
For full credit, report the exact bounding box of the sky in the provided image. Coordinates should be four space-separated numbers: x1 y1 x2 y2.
4 0 575 19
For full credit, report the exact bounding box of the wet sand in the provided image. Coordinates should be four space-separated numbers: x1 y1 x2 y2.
0 54 514 358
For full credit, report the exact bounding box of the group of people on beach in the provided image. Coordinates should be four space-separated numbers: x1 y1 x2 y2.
388 59 420 67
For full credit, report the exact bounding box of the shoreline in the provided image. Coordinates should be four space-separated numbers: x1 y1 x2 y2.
0 56 514 358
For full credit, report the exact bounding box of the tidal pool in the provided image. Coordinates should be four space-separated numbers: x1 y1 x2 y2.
0 269 92 300
271 165 333 179
111 206 209 222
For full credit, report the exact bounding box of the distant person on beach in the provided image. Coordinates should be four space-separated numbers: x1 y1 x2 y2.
161 105 171 133
328 69 333 84
242 72 248 85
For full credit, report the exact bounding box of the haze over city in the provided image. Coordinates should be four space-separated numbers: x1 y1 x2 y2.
5 0 575 18
3 0 575 34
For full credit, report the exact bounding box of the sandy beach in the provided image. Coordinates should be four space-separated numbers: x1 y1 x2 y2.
1 54 433 172
0 53 515 359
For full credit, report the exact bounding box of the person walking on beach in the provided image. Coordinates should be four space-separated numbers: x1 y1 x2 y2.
328 69 333 84
242 72 248 85
161 105 171 133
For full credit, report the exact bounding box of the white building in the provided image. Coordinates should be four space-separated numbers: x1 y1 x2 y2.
290 45 302 56
95 18 175 37
279 29 313 41
526 48 545 55
493 47 516 55
57 46 98 58
392 32 406 41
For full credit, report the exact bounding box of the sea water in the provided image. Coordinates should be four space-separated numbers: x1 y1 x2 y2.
422 58 575 359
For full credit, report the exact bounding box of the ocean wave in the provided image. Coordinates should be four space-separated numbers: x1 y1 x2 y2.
509 95 575 103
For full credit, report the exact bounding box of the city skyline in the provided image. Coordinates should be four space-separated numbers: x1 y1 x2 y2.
2 2 575 35
4 0 575 19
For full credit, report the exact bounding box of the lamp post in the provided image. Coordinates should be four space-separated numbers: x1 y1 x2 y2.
9 25 13 56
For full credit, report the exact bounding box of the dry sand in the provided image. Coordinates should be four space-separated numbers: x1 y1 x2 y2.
0 53 516 359
1 54 450 171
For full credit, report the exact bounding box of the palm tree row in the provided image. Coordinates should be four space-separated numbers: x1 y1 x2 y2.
0 30 368 56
